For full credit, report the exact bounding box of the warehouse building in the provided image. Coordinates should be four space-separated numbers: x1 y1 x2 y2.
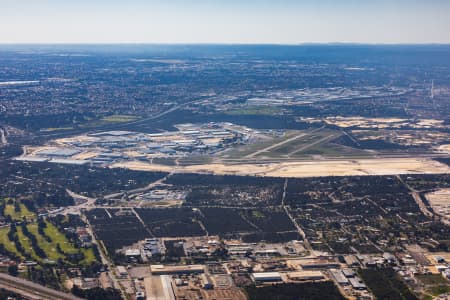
252 272 283 283
150 264 204 275
349 277 367 290
330 269 349 285
286 271 325 281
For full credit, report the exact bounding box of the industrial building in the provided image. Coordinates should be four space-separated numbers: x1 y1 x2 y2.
342 268 356 278
349 277 367 290
329 269 349 285
344 255 360 267
116 266 128 278
201 274 214 289
150 264 204 275
300 261 340 269
36 148 80 157
251 272 283 283
286 271 325 281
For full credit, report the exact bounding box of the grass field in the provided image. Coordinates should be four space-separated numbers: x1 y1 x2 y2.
3 202 35 221
416 274 449 285
223 128 370 160
416 274 450 297
0 201 97 265
28 223 70 260
428 285 450 296
40 114 139 132
0 227 21 258
224 106 281 116
224 130 306 159
80 114 139 128
0 223 97 265
16 226 34 258
39 127 75 132
100 114 140 122
263 129 345 157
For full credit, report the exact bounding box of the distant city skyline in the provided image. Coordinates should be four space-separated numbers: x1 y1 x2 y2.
1 0 450 44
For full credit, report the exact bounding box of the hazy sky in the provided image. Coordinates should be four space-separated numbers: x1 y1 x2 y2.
1 0 450 44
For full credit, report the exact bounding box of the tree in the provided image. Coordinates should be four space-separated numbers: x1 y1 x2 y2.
8 265 18 276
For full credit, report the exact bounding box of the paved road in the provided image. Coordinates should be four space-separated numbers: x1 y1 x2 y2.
104 172 173 201
83 217 127 299
0 273 83 300
398 175 450 225
280 179 315 255
53 189 97 215
0 128 7 145
396 175 434 218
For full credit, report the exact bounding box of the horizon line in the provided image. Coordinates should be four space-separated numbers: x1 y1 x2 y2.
1 42 450 46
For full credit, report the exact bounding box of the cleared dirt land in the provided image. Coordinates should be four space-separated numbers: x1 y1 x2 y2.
425 188 450 223
112 158 450 178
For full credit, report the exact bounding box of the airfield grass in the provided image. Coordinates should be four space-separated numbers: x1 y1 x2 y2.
178 156 214 165
224 130 306 159
290 143 371 158
267 129 340 156
224 106 281 116
224 127 373 160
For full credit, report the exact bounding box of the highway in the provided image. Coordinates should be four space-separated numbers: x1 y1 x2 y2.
280 178 315 255
0 273 84 300
83 216 128 300
396 174 435 219
396 174 449 225
37 98 205 140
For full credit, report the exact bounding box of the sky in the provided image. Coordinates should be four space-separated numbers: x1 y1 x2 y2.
1 0 450 44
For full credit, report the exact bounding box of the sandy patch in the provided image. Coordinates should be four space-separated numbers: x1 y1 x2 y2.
72 151 98 160
111 158 450 178
438 144 450 154
426 188 450 221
